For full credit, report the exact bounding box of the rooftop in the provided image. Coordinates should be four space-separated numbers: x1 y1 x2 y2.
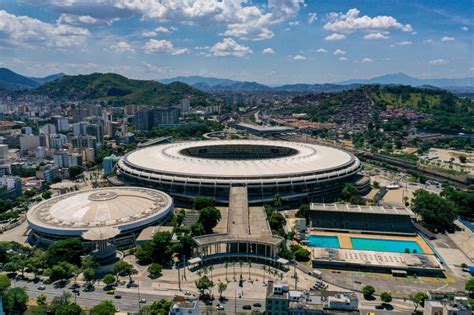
310 203 415 217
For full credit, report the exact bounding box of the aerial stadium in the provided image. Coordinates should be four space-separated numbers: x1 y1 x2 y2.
116 140 367 204
27 187 174 248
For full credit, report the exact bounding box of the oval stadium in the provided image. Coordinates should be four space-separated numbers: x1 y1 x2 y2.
116 140 368 204
27 187 174 247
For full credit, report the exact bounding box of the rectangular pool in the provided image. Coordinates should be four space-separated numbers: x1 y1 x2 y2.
307 235 340 248
350 237 423 253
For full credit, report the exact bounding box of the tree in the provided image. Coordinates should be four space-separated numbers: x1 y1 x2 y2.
45 261 77 283
293 248 311 262
91 300 116 315
83 268 95 285
3 287 28 314
217 281 227 300
46 238 84 266
296 204 310 222
0 274 11 292
409 292 428 311
113 261 138 283
459 155 467 163
55 303 82 315
102 274 116 288
147 263 163 279
69 165 85 180
380 292 392 304
273 192 282 208
342 183 359 201
135 231 174 265
412 190 457 231
195 275 214 296
362 285 375 298
199 207 222 234
41 191 52 199
36 294 47 306
193 195 216 210
140 299 172 315
466 278 474 294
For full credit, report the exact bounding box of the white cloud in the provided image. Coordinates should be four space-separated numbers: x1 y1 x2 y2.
292 54 306 60
339 57 348 61
361 57 373 63
58 14 113 26
110 41 135 54
333 49 346 55
429 58 449 65
364 32 388 40
117 0 304 41
316 48 327 53
423 39 433 43
324 8 413 33
143 31 157 37
155 26 170 33
262 47 275 54
325 33 346 41
289 21 299 26
209 38 253 57
461 26 468 31
396 41 412 46
144 39 189 55
441 36 455 42
0 10 90 48
308 12 317 24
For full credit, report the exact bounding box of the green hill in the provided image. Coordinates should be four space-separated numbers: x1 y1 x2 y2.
371 85 474 132
33 73 212 106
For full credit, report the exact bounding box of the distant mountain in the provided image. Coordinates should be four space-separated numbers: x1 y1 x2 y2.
272 83 360 93
34 72 210 106
0 68 64 90
159 76 240 86
30 73 64 85
337 73 474 88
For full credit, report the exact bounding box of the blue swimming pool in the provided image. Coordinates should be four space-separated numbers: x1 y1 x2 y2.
350 237 423 253
307 235 340 248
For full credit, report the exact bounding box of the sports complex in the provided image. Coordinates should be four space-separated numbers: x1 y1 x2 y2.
116 140 368 204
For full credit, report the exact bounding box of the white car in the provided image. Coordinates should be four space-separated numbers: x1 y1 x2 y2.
216 304 224 310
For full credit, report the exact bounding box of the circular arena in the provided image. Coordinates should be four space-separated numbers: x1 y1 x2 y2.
117 140 365 204
27 187 173 247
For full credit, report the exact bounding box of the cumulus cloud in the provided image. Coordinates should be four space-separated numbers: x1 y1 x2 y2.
58 14 113 26
0 10 90 48
364 32 388 40
209 38 252 57
461 26 468 31
429 58 448 65
395 41 412 46
144 39 189 55
325 33 346 41
143 31 157 37
339 57 348 61
316 48 327 53
324 8 413 33
155 26 170 33
110 41 135 54
333 49 346 55
262 47 275 54
361 57 373 63
441 36 455 42
308 12 317 24
292 54 306 60
116 0 304 41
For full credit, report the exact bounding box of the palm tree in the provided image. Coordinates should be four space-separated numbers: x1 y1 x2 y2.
224 262 229 282
209 266 214 281
239 260 243 278
248 262 252 280
261 265 266 283
232 262 236 280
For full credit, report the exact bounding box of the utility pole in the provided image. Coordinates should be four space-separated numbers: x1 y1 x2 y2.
178 262 181 291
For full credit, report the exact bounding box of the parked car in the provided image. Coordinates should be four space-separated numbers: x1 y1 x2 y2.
38 285 46 290
253 303 262 307
242 305 252 310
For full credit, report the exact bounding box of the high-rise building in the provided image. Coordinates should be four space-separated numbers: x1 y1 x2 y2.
135 107 180 131
56 117 69 133
39 123 57 135
0 144 8 165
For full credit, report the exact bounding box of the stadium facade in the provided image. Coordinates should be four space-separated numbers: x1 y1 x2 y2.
116 140 367 204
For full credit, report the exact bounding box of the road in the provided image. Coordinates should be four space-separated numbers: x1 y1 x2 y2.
15 279 263 314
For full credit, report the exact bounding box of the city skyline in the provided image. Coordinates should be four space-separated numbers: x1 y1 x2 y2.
0 0 472 85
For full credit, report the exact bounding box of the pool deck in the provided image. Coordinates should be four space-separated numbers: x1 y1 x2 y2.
307 230 433 255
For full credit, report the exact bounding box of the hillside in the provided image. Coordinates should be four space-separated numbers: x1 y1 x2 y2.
337 73 474 88
34 73 211 106
292 85 474 133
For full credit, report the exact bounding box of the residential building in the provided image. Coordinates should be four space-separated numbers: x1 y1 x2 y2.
103 155 121 175
266 281 290 315
39 123 57 135
169 300 200 315
0 176 22 199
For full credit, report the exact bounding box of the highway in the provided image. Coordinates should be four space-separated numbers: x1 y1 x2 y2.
15 279 263 314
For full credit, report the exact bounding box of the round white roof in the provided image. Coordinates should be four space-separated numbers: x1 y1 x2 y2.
27 187 173 236
122 140 355 179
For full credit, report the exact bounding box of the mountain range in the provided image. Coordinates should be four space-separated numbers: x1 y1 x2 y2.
0 68 64 90
159 73 474 93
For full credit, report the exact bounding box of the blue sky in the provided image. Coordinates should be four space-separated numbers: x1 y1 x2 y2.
0 0 472 84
